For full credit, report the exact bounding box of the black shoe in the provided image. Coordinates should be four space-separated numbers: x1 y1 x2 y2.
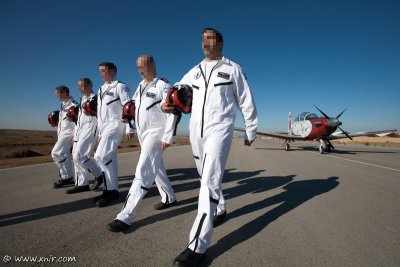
91 173 104 190
96 190 119 207
154 200 177 210
106 219 130 232
54 178 74 189
172 248 206 267
213 211 227 227
66 185 90 194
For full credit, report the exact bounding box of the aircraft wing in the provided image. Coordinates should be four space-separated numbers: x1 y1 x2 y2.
328 129 398 140
234 127 306 140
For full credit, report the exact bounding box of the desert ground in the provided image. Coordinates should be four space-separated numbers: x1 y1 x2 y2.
0 129 189 169
1 129 399 169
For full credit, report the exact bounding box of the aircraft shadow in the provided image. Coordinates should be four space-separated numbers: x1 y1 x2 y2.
204 176 340 266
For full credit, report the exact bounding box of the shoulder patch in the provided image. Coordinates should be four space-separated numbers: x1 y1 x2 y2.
160 78 169 84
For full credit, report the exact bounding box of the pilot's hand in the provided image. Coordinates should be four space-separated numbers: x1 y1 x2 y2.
161 142 171 150
120 117 129 123
161 103 176 114
244 139 254 146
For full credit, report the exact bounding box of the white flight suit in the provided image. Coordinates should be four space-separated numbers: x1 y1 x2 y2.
52 97 78 180
95 80 133 191
72 93 102 186
178 57 258 254
116 78 178 225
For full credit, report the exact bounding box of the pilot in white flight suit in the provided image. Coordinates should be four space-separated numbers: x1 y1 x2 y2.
164 28 258 267
94 62 133 207
52 85 78 189
67 78 104 194
107 55 178 232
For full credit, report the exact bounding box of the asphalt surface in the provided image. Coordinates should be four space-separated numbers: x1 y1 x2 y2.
0 138 399 267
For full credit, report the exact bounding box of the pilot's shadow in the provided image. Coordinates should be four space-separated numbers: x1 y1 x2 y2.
205 176 340 265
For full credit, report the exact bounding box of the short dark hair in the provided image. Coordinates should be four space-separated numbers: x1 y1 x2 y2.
202 27 224 48
55 85 69 95
137 54 155 65
79 78 93 87
98 62 117 73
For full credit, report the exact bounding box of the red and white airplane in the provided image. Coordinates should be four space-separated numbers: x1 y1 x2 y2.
236 105 397 154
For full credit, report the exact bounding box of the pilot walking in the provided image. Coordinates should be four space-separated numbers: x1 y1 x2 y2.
94 62 134 207
67 78 104 194
107 55 178 232
52 85 78 189
163 28 258 266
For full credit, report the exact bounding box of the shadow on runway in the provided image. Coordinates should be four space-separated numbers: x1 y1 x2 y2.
204 176 340 266
0 195 106 228
0 168 268 228
120 169 271 233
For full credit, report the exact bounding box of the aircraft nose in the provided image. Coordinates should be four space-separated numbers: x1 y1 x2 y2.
327 118 341 127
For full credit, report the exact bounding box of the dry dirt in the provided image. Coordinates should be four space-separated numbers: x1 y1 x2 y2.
331 136 400 145
0 129 189 169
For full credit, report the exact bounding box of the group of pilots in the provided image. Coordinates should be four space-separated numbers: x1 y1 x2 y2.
48 28 258 267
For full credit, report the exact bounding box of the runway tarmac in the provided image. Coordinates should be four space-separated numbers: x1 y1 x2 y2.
0 138 399 266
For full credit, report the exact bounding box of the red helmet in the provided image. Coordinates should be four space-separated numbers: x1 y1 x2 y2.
83 95 97 116
166 84 193 114
66 106 79 123
48 110 60 126
122 100 135 120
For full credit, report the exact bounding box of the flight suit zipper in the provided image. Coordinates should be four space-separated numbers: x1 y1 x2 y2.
199 62 219 138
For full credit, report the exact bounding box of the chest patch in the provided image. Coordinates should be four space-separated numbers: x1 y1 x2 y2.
105 91 114 97
217 72 230 80
146 92 156 98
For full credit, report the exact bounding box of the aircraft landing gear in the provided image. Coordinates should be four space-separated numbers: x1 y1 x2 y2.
319 139 328 154
285 143 291 151
319 145 325 154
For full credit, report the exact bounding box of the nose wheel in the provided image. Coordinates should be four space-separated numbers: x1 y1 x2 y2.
285 143 291 151
319 145 325 154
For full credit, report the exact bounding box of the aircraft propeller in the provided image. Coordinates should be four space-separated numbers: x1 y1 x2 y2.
314 105 353 140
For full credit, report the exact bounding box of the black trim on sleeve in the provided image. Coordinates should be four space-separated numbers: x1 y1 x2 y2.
192 85 199 90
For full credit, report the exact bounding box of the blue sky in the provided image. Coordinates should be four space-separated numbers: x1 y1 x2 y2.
0 0 399 135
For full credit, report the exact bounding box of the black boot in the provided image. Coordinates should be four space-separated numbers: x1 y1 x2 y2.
172 248 206 267
91 172 104 191
96 190 119 207
154 200 178 210
54 177 74 189
213 210 227 227
106 219 130 232
66 185 90 194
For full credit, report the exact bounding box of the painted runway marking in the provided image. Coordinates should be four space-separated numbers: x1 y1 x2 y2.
324 154 400 172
